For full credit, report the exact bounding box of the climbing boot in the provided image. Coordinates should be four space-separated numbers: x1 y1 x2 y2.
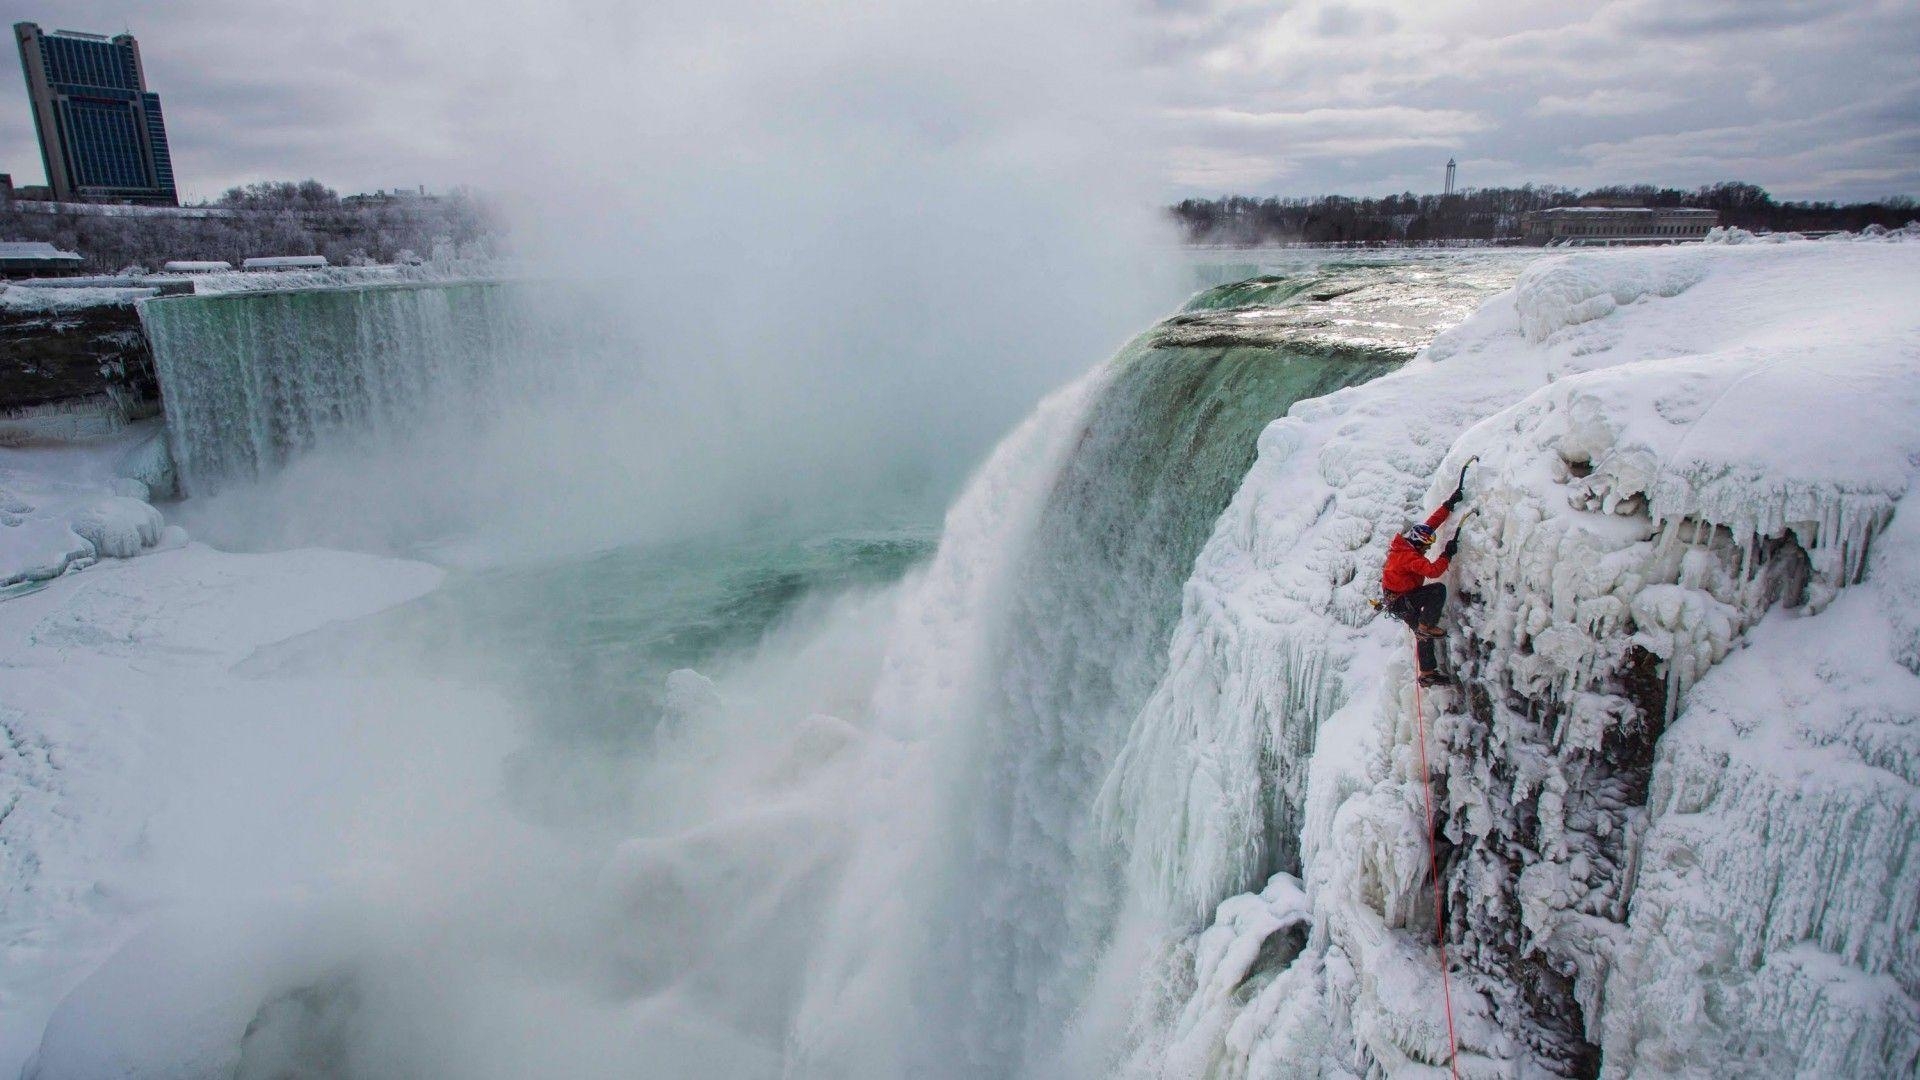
1418 669 1454 688
1415 623 1446 639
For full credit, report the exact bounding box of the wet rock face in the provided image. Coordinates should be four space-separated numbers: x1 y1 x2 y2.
0 301 158 418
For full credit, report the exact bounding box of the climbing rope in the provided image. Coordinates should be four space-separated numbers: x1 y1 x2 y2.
1411 640 1462 1080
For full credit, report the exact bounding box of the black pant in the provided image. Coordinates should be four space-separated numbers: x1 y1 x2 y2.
1388 582 1446 626
1387 583 1446 671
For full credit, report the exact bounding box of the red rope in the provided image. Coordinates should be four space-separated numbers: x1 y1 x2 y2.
1412 640 1462 1079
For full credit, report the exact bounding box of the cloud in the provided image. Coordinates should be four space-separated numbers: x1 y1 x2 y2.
1166 146 1293 188
1312 3 1398 37
1 0 1912 204
1531 89 1678 117
1613 0 1856 36
1573 88 1920 197
1146 0 1920 200
1167 104 1485 137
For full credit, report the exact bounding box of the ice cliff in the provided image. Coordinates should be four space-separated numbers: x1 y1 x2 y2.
1104 241 1920 1077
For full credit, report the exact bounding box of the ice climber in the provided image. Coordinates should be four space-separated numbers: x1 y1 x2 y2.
1382 479 1465 687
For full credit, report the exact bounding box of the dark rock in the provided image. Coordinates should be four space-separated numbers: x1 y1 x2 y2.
0 294 159 422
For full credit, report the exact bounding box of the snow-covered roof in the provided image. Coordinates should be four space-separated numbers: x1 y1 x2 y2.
0 241 83 265
1534 206 1717 215
161 260 233 272
240 255 328 269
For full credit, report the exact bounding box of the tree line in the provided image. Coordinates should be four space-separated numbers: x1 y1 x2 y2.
1170 181 1920 246
0 179 501 273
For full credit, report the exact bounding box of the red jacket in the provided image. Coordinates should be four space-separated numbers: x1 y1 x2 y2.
1381 505 1451 595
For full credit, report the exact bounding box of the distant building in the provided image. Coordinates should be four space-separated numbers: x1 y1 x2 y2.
342 186 438 207
1522 206 1717 246
14 22 178 206
0 240 85 277
161 260 232 273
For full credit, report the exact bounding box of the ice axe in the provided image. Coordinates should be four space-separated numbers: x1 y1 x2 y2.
1452 456 1478 504
1448 457 1480 553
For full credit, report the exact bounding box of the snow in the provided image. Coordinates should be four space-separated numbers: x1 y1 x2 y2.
0 286 156 313
0 424 182 589
1132 873 1324 1080
0 540 444 1075
1599 505 1920 1076
67 497 164 559
239 256 329 270
177 260 511 297
1102 239 1920 1076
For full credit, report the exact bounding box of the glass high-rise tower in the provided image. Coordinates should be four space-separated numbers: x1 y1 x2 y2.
14 22 178 205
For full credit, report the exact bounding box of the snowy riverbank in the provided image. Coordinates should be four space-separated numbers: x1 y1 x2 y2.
0 529 455 1074
0 435 463 1074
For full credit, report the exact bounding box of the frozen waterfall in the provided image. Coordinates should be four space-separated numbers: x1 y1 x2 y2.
1106 241 1920 1079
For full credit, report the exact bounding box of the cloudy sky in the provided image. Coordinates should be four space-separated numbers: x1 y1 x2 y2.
3 0 1914 204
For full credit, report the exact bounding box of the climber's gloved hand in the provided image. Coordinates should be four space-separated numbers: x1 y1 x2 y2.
1444 486 1465 510
1442 537 1460 559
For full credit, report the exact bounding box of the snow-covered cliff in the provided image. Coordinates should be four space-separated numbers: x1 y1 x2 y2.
1107 239 1920 1077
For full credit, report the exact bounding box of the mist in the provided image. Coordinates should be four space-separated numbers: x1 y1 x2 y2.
173 0 1179 560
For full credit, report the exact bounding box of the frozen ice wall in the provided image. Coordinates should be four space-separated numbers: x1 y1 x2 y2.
1104 241 1920 1077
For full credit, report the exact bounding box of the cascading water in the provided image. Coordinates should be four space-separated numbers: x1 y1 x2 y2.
798 261 1494 1079
939 328 1401 1074
140 283 527 494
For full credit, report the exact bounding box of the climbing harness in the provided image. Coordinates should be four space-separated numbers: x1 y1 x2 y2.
1411 640 1462 1079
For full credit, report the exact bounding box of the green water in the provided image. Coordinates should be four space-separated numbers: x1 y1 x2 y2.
250 524 936 747
1181 274 1318 312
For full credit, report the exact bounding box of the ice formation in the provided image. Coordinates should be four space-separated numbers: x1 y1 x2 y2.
1104 241 1920 1077
1 425 181 587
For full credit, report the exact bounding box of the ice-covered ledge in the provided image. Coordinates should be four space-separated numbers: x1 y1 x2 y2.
1103 236 1920 1077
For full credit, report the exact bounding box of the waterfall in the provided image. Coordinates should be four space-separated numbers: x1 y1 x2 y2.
140 283 528 495
797 265 1420 1079
940 335 1401 1072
